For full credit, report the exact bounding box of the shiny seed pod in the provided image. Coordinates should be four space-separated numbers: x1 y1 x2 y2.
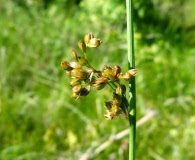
87 38 102 48
127 69 137 76
84 33 94 44
69 62 82 69
95 77 108 84
92 82 107 90
72 85 82 94
92 77 108 90
112 65 121 77
80 86 90 97
119 72 131 81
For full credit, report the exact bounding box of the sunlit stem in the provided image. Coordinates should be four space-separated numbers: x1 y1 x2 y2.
126 0 136 160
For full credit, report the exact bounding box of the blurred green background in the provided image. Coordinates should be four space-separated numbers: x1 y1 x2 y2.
0 0 194 159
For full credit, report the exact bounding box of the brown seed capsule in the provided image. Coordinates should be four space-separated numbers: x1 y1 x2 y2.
61 61 71 70
126 69 137 76
92 77 108 90
119 72 131 81
112 65 121 77
78 40 86 53
80 86 90 97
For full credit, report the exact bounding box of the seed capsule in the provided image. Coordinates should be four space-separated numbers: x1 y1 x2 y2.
70 69 88 80
78 57 89 66
87 38 102 48
70 49 78 61
92 77 108 90
69 78 81 87
112 93 122 106
69 62 82 69
127 69 137 76
61 61 71 70
84 33 94 44
112 65 121 77
118 72 131 81
78 40 86 53
72 85 82 94
115 85 126 96
80 86 90 97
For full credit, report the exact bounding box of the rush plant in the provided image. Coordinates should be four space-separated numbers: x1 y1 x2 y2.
61 1 136 159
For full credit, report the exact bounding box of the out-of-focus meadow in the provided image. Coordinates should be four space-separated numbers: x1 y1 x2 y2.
0 0 194 159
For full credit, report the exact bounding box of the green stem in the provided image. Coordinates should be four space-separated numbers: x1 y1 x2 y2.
126 0 136 160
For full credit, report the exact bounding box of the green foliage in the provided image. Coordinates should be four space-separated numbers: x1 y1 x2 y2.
0 0 194 159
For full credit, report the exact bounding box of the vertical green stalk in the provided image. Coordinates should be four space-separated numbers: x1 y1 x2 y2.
126 0 136 160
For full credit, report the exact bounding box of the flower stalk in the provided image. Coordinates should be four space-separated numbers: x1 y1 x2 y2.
126 0 136 159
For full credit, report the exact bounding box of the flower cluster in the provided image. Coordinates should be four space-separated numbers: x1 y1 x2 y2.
61 33 137 119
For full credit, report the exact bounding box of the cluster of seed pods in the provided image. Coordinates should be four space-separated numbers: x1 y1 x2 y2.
61 33 137 119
